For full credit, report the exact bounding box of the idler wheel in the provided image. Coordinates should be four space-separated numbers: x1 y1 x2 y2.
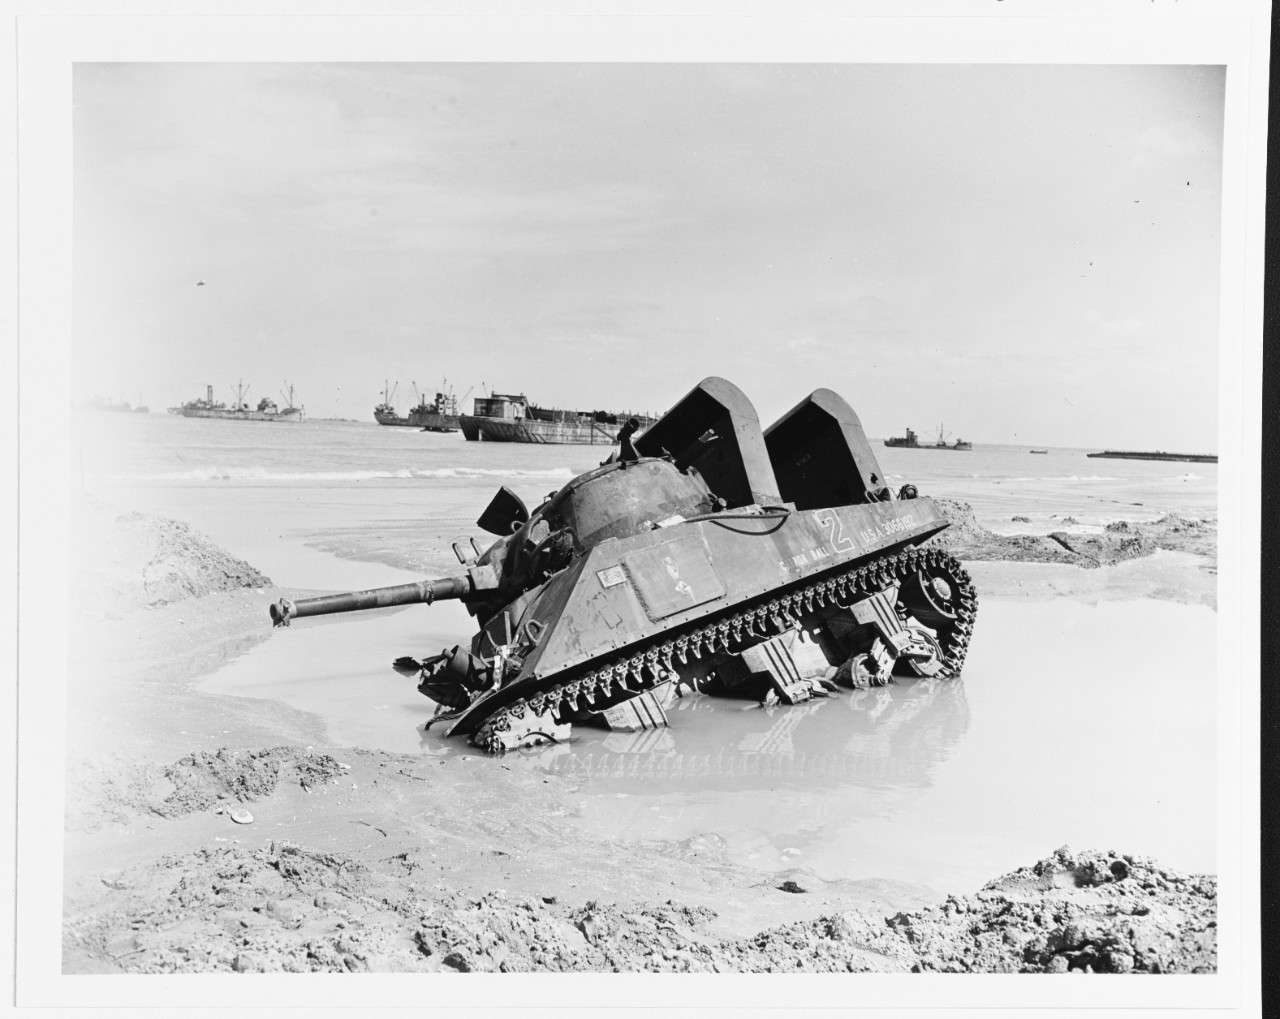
898 568 959 629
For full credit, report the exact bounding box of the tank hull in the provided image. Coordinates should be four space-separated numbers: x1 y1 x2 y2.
449 495 951 736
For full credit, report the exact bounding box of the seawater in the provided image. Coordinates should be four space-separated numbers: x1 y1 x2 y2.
74 413 1219 893
75 413 1218 525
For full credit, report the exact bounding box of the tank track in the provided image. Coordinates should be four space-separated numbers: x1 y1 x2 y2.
470 546 977 754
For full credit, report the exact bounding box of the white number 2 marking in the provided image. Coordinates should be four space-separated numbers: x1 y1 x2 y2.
813 510 855 552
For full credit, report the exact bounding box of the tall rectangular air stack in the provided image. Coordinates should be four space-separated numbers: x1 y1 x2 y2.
764 389 890 509
634 376 781 509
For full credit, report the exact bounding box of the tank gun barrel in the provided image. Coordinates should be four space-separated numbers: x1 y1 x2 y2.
270 576 473 627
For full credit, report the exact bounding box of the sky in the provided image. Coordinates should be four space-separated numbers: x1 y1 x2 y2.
72 62 1225 449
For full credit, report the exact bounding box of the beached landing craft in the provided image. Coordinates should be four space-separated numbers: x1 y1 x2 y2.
270 378 977 753
459 392 657 444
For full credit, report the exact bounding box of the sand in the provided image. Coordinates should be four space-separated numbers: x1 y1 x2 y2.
61 496 1219 974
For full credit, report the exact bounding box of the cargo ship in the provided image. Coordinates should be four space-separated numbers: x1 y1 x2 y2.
1086 450 1217 464
168 382 303 422
373 381 463 432
413 390 462 432
884 425 971 451
459 392 655 445
883 426 920 448
373 381 406 426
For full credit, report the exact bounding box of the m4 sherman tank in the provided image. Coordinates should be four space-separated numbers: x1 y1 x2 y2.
270 378 977 753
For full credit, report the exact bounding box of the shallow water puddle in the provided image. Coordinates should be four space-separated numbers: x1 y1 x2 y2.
201 594 1215 894
198 600 474 753
512 597 1217 893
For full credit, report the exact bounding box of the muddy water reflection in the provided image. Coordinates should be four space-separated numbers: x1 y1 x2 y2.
481 680 971 889
199 600 475 752
491 598 1216 893
507 678 969 793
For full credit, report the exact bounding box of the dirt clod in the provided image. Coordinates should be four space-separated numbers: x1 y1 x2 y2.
928 500 1214 570
67 747 348 831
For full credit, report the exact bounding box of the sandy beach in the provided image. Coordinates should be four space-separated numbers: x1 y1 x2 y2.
61 449 1220 975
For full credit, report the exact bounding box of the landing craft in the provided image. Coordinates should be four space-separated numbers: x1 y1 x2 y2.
270 378 977 752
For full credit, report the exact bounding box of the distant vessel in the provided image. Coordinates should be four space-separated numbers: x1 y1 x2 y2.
931 426 972 452
884 425 971 451
415 389 462 433
169 382 304 422
81 396 149 414
374 380 464 432
373 381 407 426
884 426 920 448
459 392 656 445
1030 449 1048 455
1086 450 1217 464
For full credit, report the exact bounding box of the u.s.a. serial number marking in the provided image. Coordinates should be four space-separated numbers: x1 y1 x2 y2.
851 511 916 544
780 510 917 570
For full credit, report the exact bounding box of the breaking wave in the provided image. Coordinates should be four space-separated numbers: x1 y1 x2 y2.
1002 475 1126 483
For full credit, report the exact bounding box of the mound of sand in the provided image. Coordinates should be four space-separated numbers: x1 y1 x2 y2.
62 841 1215 974
1107 513 1217 560
67 748 346 832
72 498 270 612
928 500 1214 570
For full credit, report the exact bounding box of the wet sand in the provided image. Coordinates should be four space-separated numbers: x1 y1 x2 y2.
61 494 1219 979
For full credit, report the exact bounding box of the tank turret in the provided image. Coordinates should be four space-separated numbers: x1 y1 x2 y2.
269 378 978 753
